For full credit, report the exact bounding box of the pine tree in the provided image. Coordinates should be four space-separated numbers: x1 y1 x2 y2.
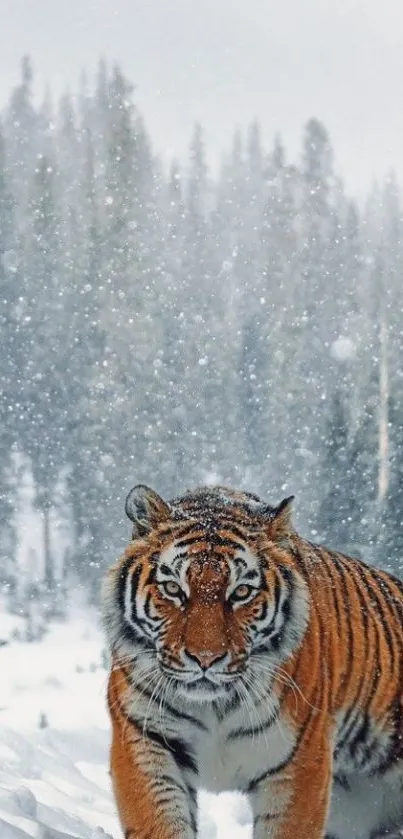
180 123 221 479
21 153 66 593
280 118 336 519
317 382 379 557
257 135 298 472
316 390 358 550
5 55 38 215
158 162 188 480
60 100 108 592
244 120 264 246
0 122 18 588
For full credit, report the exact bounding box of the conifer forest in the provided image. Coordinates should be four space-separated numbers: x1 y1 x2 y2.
2 57 403 617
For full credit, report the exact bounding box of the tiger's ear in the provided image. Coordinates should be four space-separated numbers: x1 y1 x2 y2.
125 485 171 537
264 496 295 545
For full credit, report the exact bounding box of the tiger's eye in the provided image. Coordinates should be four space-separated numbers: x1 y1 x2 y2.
163 580 181 597
232 584 253 601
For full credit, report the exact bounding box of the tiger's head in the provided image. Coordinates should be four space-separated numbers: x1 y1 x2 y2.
102 484 309 704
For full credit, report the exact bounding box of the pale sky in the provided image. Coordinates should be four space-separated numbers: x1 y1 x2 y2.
2 0 403 194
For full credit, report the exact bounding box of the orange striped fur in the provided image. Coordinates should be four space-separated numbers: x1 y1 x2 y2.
102 485 403 839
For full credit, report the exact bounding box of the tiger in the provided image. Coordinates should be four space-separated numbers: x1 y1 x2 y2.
102 483 403 839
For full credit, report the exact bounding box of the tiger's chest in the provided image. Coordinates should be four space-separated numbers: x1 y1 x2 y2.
178 706 296 793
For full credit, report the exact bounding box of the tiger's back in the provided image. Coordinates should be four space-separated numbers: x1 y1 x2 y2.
102 484 403 839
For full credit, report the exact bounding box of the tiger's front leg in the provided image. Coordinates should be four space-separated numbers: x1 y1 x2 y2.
111 719 197 839
108 667 196 839
249 730 332 839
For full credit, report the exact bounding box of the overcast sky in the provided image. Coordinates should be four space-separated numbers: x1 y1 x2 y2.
2 0 403 194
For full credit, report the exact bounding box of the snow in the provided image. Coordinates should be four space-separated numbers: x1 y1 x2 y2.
330 336 357 362
0 609 251 838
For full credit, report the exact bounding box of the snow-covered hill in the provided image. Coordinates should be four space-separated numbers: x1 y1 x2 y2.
0 608 251 838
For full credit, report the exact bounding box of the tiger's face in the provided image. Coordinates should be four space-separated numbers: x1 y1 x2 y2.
102 485 309 704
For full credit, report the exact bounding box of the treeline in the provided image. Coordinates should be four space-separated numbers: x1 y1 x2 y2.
1 56 403 613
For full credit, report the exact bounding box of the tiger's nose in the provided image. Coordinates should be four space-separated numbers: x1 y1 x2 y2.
185 649 227 670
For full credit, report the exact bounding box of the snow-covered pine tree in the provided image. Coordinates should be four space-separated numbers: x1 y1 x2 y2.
4 56 38 219
0 122 18 591
21 152 67 595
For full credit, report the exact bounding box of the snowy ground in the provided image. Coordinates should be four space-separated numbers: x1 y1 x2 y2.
0 604 251 838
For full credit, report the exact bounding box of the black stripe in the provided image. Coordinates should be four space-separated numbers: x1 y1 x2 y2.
174 534 205 548
186 783 197 808
177 532 245 551
246 743 295 790
170 552 189 562
254 813 279 827
333 562 385 757
127 687 208 731
144 591 163 629
219 523 249 542
290 545 313 588
257 598 268 623
340 558 371 707
243 568 260 581
333 773 350 791
354 561 396 684
227 711 279 740
319 551 343 636
130 565 143 624
234 556 248 572
279 565 293 621
214 690 242 721
374 572 403 615
117 556 137 613
374 572 403 639
153 792 177 805
347 712 370 762
188 805 197 834
143 728 198 774
371 564 403 595
154 774 188 797
156 698 208 730
372 572 403 708
258 577 282 641
119 619 151 647
257 568 292 650
268 637 326 774
335 709 361 759
157 522 195 540
363 565 396 660
246 702 315 791
348 572 371 709
145 566 156 584
256 560 269 588
115 561 156 648
329 555 355 694
330 557 374 755
259 571 282 634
